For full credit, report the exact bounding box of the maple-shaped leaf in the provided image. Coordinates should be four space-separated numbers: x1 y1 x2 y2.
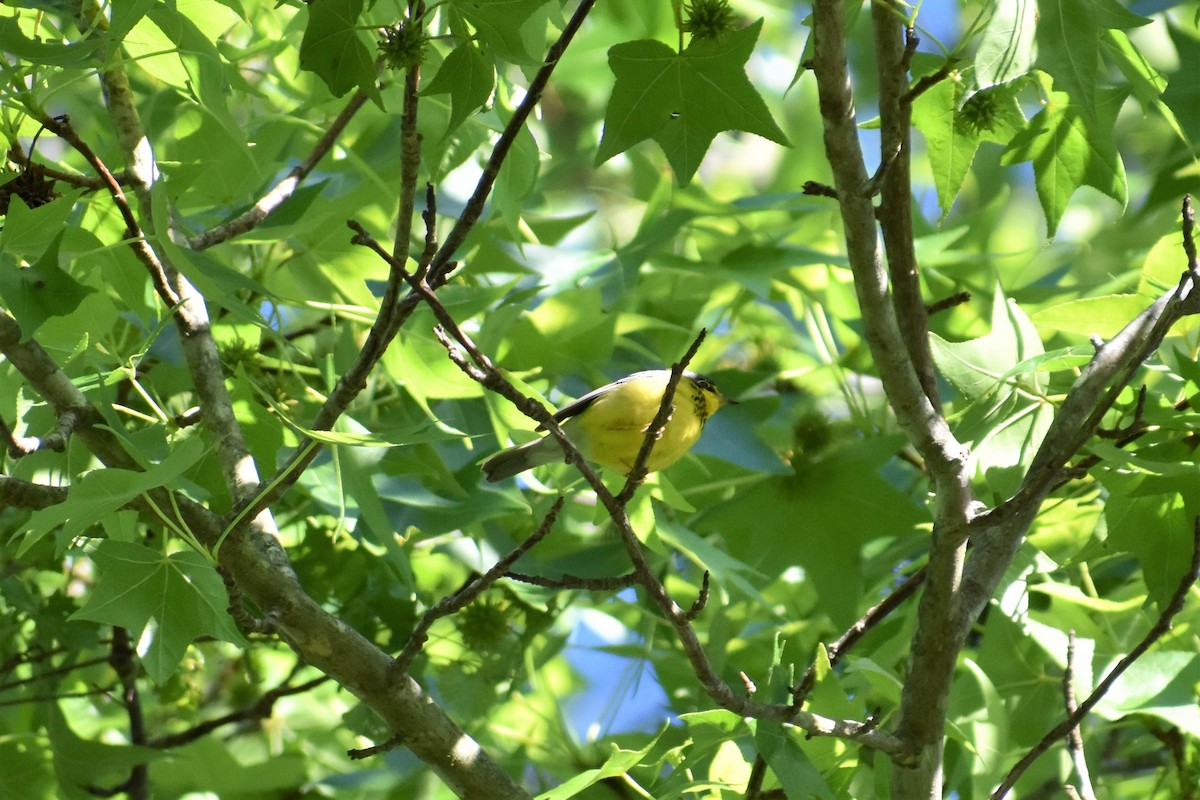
913 82 1026 218
597 20 789 185
1035 0 1148 114
447 0 552 65
424 43 495 137
71 541 245 684
299 0 377 99
1000 88 1127 236
0 229 94 340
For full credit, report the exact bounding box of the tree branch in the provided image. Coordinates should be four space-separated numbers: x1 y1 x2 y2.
990 518 1200 799
94 628 148 800
792 565 926 706
962 198 1200 630
872 13 938 406
0 474 67 511
1 407 81 457
812 1 974 791
187 91 370 251
36 114 180 309
394 497 564 673
503 571 638 591
1062 631 1098 800
423 0 598 284
149 673 329 749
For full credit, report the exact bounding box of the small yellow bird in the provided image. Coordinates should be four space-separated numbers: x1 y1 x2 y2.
481 370 733 482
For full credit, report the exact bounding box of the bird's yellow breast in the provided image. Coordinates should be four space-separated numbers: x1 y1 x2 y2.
567 373 715 474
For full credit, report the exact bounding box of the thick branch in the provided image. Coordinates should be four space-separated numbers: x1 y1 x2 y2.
962 201 1200 626
813 2 973 791
811 0 963 478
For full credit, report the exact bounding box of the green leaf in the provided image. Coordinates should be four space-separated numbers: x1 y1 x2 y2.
975 0 1037 88
148 737 308 796
0 735 54 798
423 43 495 137
752 719 835 800
1092 652 1200 738
1137 230 1189 298
0 17 101 66
931 289 1045 401
1162 24 1200 142
1000 88 1127 236
70 540 245 683
931 289 1053 497
493 110 540 231
912 77 978 218
47 705 161 800
498 286 616 372
146 3 241 122
447 0 551 65
299 0 377 99
160 239 273 326
535 733 663 799
698 437 927 628
1035 0 1149 111
19 436 208 554
596 20 789 185
1103 471 1199 610
167 108 262 205
1030 294 1150 339
0 189 85 260
924 83 1027 215
0 231 95 339
653 509 767 605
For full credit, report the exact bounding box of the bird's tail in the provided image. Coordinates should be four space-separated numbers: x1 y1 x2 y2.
481 438 561 482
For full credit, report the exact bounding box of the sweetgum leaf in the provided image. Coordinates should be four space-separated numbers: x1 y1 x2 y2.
71 540 245 683
0 230 94 339
1000 88 1127 236
424 43 494 137
299 0 377 99
597 20 789 185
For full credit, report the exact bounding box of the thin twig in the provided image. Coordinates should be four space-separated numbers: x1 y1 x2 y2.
1183 194 1197 272
423 0 598 285
791 565 927 707
188 91 370 250
90 628 148 800
990 518 1200 799
348 735 402 760
149 673 329 748
683 571 711 622
1095 385 1147 439
2 408 81 456
744 755 769 799
615 330 708 504
925 291 971 316
37 115 180 308
504 571 638 591
1063 631 1098 800
904 59 959 104
393 497 565 673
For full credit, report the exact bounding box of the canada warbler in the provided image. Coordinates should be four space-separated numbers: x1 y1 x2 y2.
481 370 732 482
